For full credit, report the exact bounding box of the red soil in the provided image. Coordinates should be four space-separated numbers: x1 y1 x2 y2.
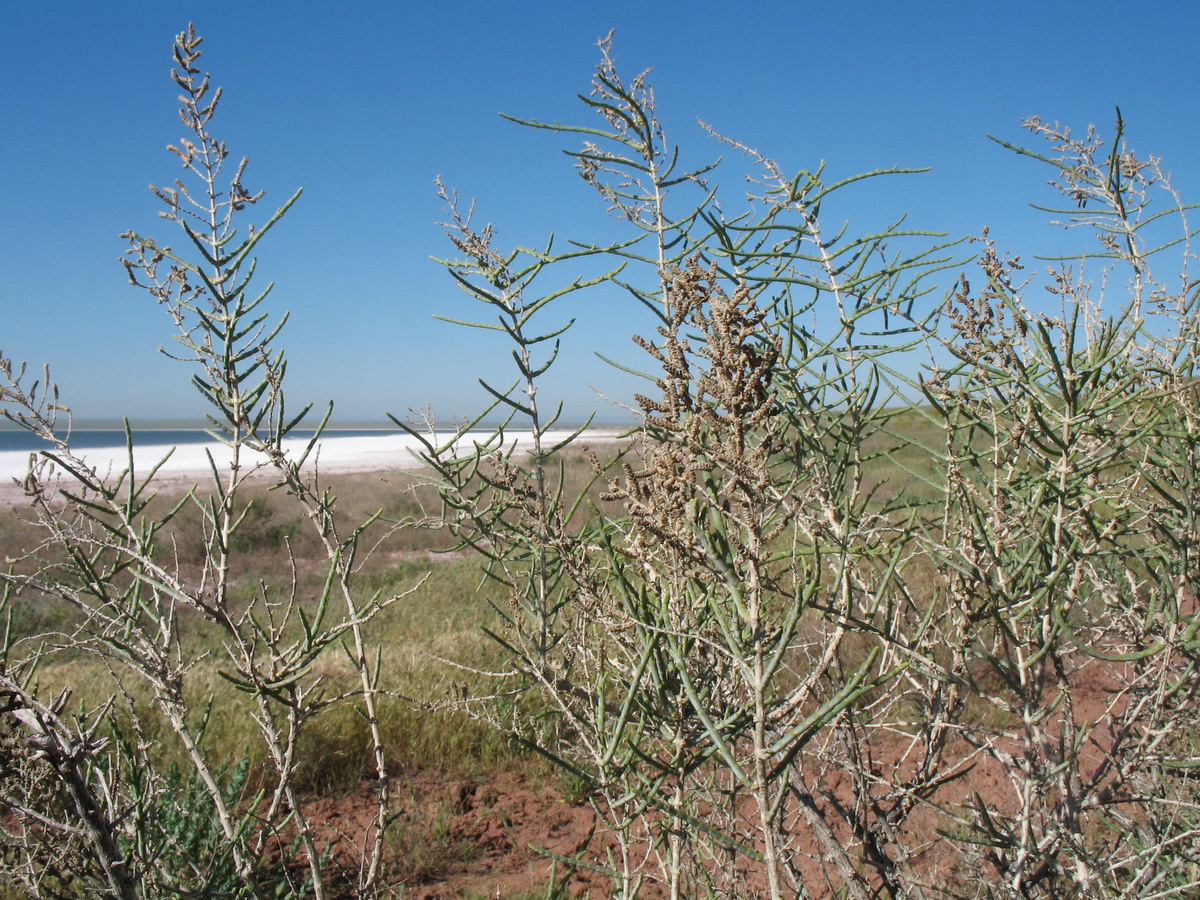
294 655 1157 898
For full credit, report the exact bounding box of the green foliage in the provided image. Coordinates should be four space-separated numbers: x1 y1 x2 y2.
146 757 254 898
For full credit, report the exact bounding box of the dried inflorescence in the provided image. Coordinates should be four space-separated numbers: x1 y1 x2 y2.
609 257 784 572
942 234 1027 380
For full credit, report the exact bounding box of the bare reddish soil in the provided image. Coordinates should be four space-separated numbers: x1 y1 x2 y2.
295 659 1142 898
301 768 606 897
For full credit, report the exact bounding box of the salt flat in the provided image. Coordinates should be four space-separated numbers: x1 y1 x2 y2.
0 429 629 499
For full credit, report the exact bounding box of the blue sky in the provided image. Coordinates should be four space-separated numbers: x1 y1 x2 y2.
3 2 1198 424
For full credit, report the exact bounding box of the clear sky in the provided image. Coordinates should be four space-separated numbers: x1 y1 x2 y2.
3 2 1198 424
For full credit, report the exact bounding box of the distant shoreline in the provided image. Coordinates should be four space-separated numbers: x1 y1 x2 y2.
0 418 636 432
0 428 633 501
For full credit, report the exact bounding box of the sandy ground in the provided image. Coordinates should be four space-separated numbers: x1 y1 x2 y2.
0 428 630 502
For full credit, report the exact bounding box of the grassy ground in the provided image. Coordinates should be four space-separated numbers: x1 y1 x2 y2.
0 430 955 895
0 444 638 783
0 422 948 770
